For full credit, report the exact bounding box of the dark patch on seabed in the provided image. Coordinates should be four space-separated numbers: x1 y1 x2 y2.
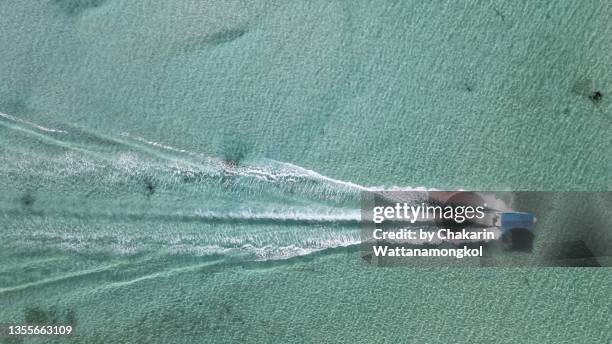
24 305 77 326
20 192 35 208
144 178 156 197
53 0 108 16
589 91 603 104
221 137 250 167
205 28 247 45
572 78 605 104
571 78 609 120
177 27 248 54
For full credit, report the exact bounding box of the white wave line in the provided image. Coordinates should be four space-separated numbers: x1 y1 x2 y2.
271 161 369 190
120 132 189 153
272 161 438 192
194 209 361 222
0 111 67 133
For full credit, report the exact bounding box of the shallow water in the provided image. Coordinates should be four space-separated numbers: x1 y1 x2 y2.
1 0 612 343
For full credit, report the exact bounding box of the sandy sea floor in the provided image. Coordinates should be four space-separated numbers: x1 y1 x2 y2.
1 1 611 343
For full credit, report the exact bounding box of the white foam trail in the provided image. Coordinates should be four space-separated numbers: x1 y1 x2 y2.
0 111 68 133
120 132 189 154
249 238 361 260
267 162 444 193
2 124 461 262
269 161 369 191
194 208 361 222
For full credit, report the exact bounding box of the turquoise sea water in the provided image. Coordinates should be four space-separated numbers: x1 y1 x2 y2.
1 1 611 343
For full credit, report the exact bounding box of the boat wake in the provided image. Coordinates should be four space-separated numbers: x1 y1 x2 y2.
0 111 430 261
